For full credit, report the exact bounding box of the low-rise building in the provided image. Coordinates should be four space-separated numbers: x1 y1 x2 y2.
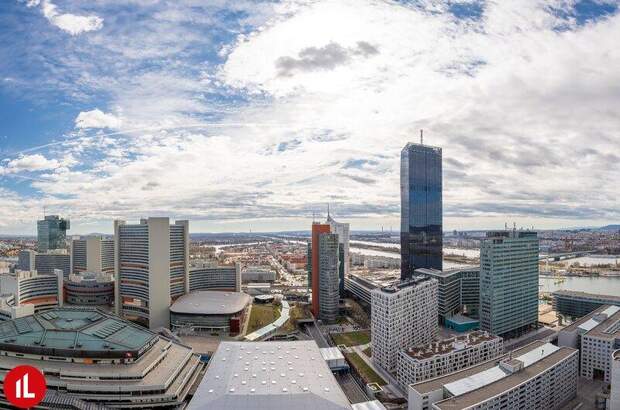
0 307 204 408
397 331 502 388
408 341 578 410
558 304 620 381
189 340 352 410
0 269 63 313
189 262 241 292
64 272 114 306
553 289 620 321
169 290 251 336
242 266 276 283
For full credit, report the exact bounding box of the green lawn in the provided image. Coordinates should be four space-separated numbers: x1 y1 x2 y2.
247 304 279 334
332 330 371 347
345 352 386 386
362 346 372 357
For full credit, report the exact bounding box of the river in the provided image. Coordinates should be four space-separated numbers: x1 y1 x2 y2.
540 275 620 295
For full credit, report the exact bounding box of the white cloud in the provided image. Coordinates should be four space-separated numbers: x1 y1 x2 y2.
1 154 60 174
3 0 620 233
40 0 103 36
74 109 122 129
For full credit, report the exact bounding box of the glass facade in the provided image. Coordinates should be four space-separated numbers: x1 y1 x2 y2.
479 230 539 337
400 143 443 279
37 215 70 252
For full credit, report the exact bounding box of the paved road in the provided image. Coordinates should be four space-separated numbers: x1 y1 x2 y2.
351 345 406 398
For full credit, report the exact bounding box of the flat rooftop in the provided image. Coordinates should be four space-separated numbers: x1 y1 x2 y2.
414 267 479 278
411 341 547 395
434 346 576 409
553 289 620 302
562 304 620 335
170 291 251 315
378 275 433 293
189 341 351 410
404 331 498 360
0 307 155 359
583 308 620 340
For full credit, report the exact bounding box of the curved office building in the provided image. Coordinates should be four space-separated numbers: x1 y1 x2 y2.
64 272 114 306
7 270 63 313
0 307 204 409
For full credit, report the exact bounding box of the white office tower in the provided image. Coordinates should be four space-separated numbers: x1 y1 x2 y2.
611 350 620 410
114 218 189 329
71 236 114 275
408 341 578 410
371 276 438 372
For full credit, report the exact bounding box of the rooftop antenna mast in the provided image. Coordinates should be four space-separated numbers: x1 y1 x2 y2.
327 203 330 219
420 129 424 145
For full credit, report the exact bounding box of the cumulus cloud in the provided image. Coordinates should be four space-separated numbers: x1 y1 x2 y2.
74 109 121 129
34 0 103 36
2 0 620 233
1 154 59 174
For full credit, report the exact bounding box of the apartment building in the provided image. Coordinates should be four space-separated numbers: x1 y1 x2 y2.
371 276 438 372
397 331 502 388
558 304 620 382
408 341 578 410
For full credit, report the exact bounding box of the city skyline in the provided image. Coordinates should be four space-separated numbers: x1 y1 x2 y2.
1 1 620 235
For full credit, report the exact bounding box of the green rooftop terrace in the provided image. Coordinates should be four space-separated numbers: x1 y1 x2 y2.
0 308 156 359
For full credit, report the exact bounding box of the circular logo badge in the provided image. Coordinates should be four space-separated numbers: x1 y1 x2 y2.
3 365 47 409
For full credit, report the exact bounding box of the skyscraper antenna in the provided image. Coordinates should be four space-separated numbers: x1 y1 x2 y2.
327 203 330 219
420 129 424 145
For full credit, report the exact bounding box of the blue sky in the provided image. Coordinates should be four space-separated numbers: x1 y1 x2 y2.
0 0 619 234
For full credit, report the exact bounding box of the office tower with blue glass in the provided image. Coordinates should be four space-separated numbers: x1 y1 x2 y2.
37 215 70 252
480 229 539 338
400 142 443 279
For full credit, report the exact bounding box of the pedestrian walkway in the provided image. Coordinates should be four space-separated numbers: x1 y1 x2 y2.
351 344 405 398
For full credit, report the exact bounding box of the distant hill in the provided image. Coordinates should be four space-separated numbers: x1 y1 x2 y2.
598 225 620 231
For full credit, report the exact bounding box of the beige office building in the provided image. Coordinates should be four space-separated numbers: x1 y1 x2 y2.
71 235 115 275
114 217 189 329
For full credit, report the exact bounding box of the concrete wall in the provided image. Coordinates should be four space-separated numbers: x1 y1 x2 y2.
148 218 171 329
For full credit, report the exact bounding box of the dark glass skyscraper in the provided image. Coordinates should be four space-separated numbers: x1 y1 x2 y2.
400 142 442 279
37 215 70 252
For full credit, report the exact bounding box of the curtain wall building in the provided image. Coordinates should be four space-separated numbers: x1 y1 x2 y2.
400 142 443 279
479 230 539 338
114 217 189 329
327 212 350 298
37 215 70 252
